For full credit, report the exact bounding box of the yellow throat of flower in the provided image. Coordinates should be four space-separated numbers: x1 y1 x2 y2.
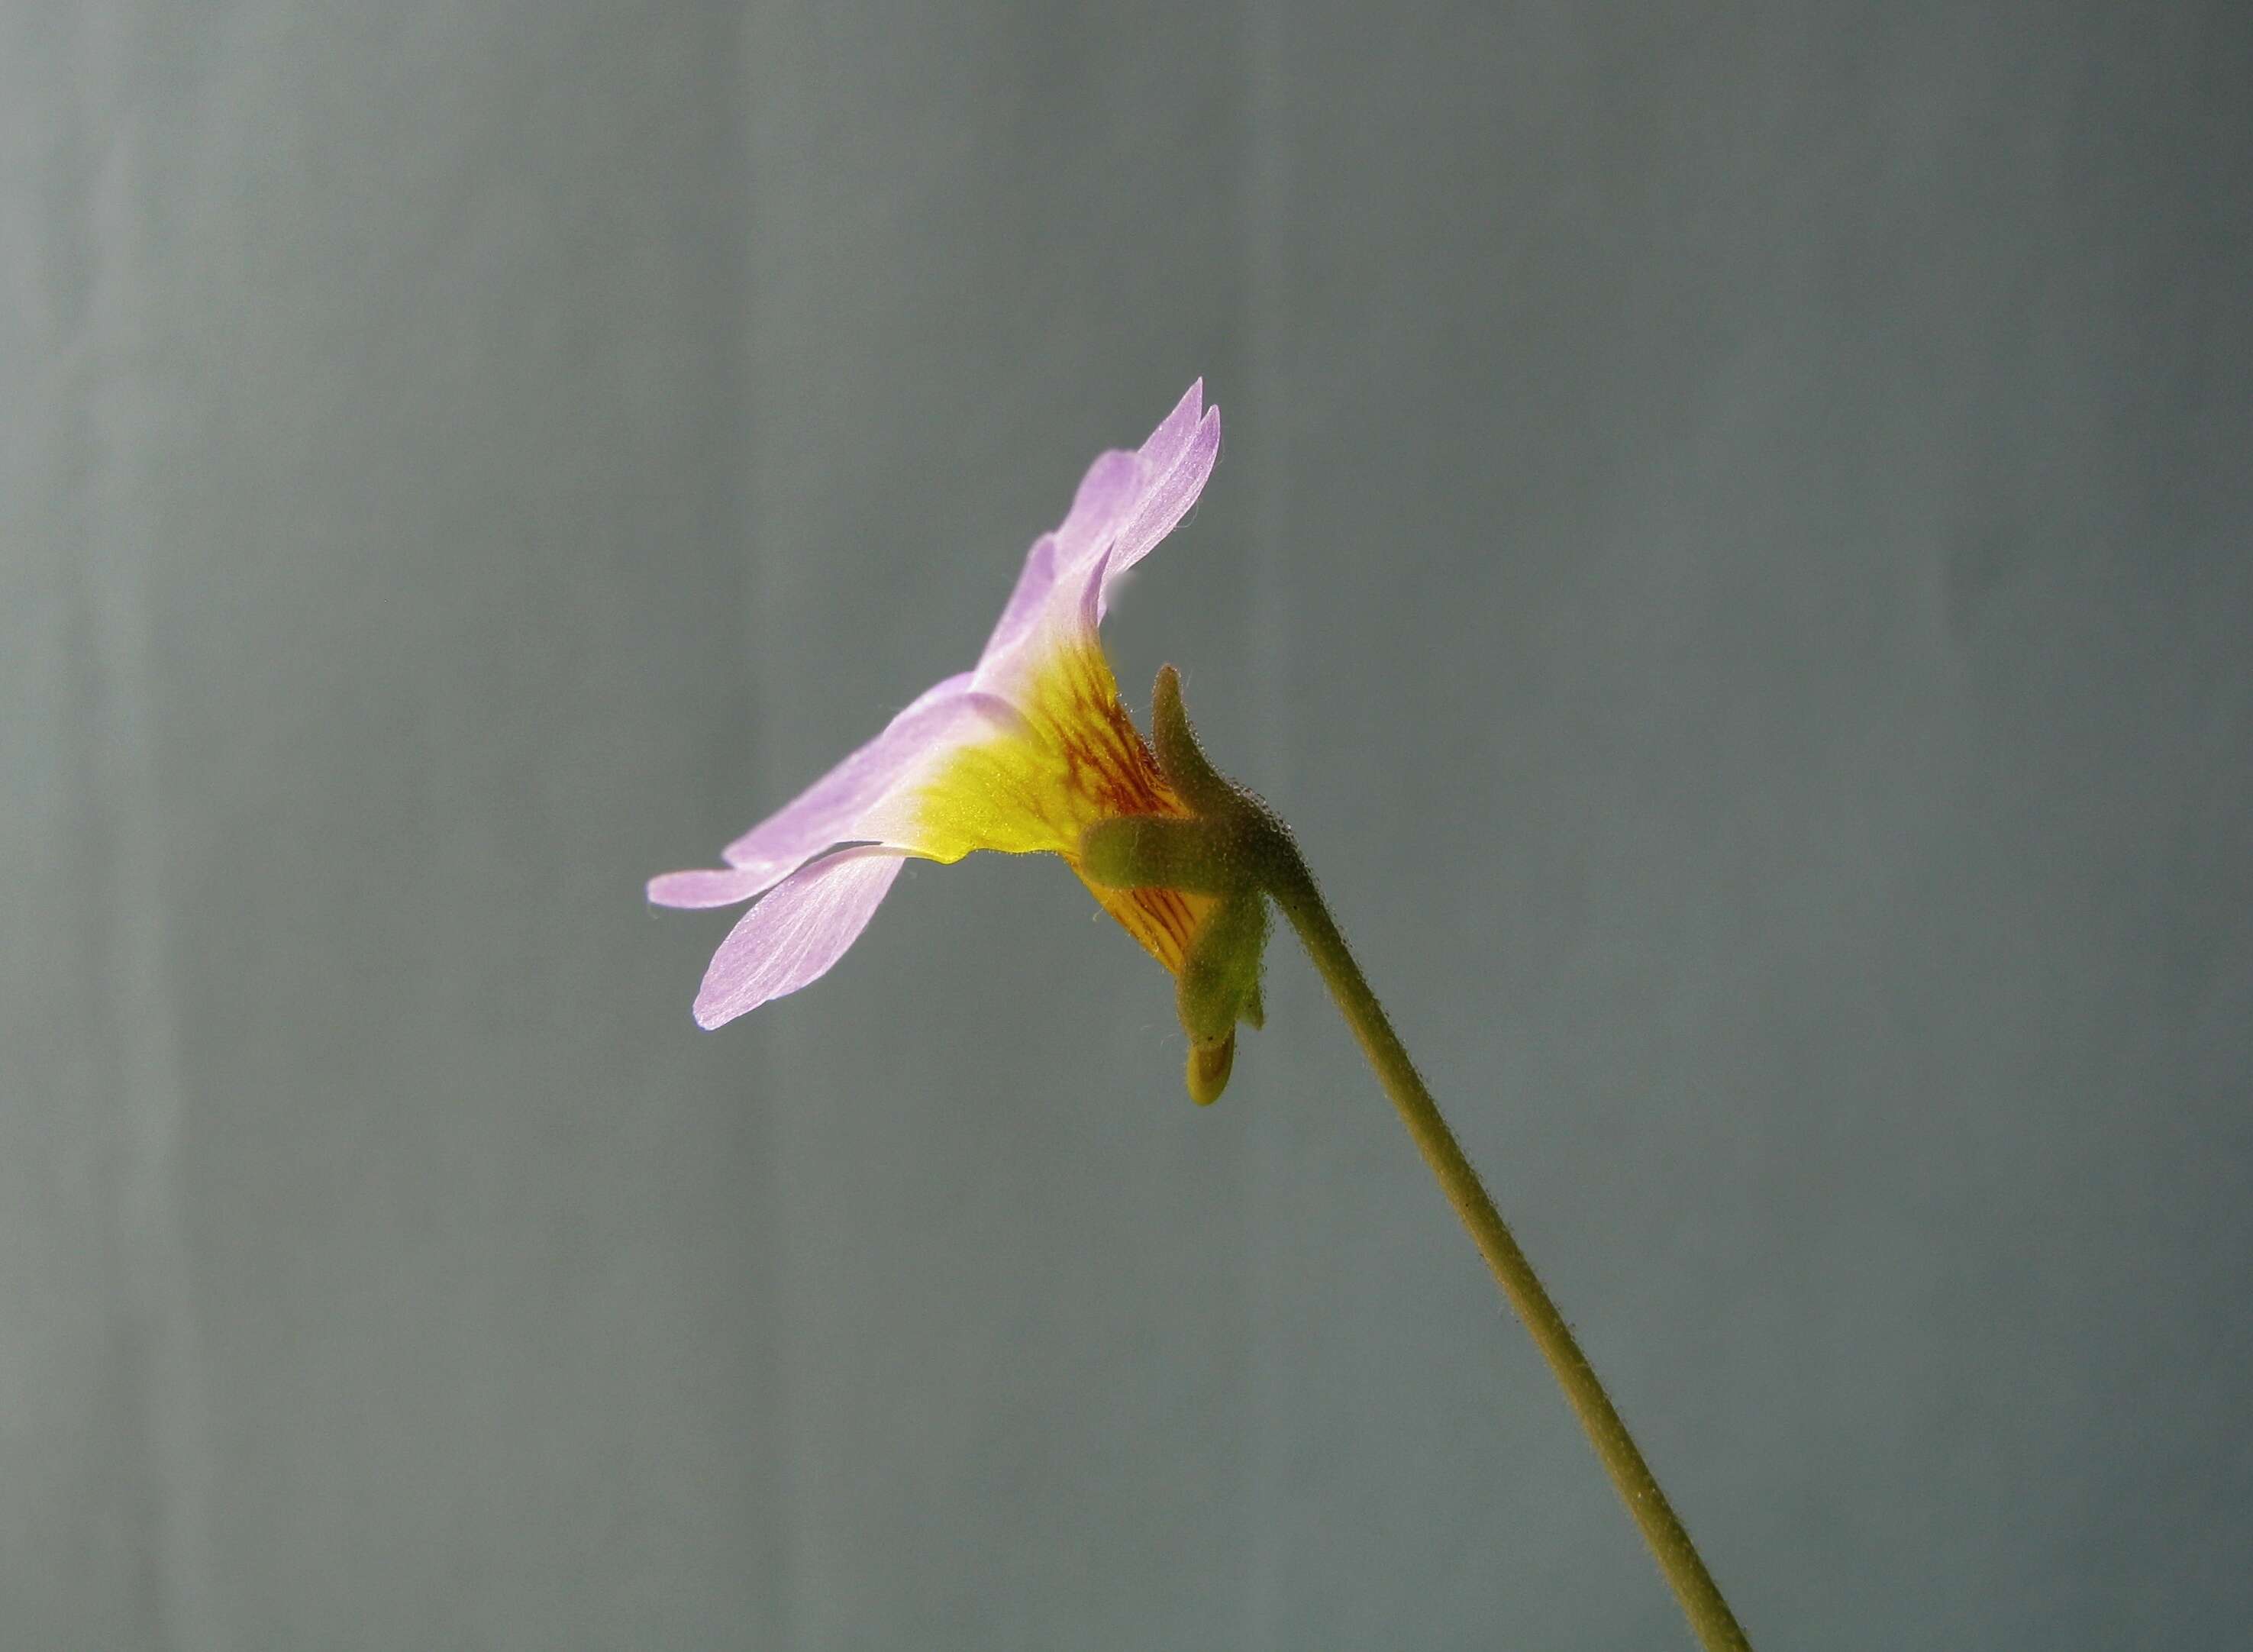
902 637 1215 975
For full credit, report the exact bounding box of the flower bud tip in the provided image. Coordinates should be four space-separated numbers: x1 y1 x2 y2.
1186 1034 1235 1106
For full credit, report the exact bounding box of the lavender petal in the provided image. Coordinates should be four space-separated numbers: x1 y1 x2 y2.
692 848 909 1028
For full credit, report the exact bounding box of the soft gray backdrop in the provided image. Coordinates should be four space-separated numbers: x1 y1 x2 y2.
6 2 2248 1647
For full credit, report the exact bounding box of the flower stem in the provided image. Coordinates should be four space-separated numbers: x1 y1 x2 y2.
1264 850 1752 1652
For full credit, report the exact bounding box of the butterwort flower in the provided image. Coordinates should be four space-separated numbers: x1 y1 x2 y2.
650 382 1233 1042
654 385 1750 1644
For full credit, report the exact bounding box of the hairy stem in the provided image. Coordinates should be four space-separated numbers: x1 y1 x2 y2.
1264 848 1751 1652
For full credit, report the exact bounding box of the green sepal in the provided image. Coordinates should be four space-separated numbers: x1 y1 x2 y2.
1176 886 1270 1049
1080 815 1242 894
1151 665 1239 818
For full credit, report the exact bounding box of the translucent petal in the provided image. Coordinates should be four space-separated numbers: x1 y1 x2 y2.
692 849 908 1028
1102 402 1220 612
647 865 776 910
980 534 1059 662
1054 449 1145 561
1135 379 1206 481
719 671 979 878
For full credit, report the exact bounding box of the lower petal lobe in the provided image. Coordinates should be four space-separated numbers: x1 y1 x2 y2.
692 849 907 1028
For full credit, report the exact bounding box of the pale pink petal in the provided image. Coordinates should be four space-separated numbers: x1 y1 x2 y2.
720 672 979 878
1054 449 1145 561
972 539 1106 702
1133 379 1206 481
979 450 1139 666
972 469 1124 691
980 533 1060 660
647 865 775 910
1102 403 1220 611
692 849 908 1028
976 386 1219 678
654 686 1022 912
902 671 976 712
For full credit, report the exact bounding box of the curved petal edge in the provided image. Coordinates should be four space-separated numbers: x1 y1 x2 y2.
692 849 909 1028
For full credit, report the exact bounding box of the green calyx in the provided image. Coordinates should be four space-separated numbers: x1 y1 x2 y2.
1176 884 1269 1105
1150 663 1239 817
1082 666 1288 1106
1078 815 1241 895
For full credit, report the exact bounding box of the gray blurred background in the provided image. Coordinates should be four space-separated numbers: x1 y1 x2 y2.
5 2 2249 1647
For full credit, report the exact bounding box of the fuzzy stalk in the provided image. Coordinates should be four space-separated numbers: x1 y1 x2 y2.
1264 844 1751 1651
